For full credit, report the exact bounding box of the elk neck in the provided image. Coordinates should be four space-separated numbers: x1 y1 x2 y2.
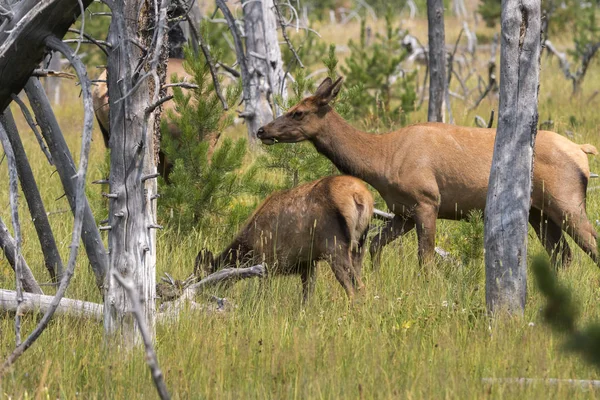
311 110 388 186
215 237 252 269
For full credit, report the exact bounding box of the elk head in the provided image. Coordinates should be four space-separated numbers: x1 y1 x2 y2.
257 77 343 144
194 249 216 277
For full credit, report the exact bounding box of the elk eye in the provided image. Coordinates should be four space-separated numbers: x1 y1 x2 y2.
292 110 304 120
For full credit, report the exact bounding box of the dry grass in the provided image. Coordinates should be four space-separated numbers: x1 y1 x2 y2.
1 10 600 399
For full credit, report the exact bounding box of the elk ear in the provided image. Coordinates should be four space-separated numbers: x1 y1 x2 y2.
314 77 333 97
315 77 344 106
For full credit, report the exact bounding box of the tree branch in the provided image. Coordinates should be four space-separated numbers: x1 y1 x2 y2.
0 33 96 377
0 108 63 281
112 271 171 400
24 78 108 288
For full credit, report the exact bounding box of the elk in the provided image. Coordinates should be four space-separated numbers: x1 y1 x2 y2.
92 58 220 179
257 77 599 268
194 175 374 301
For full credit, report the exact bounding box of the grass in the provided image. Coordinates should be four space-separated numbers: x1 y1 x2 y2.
2 10 600 399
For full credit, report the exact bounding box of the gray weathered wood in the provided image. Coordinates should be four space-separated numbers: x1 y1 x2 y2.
243 0 287 122
426 0 446 122
215 0 258 138
0 0 93 113
103 0 166 347
0 108 63 281
0 109 25 345
484 0 541 314
0 289 102 320
242 0 287 119
1 33 95 376
112 271 171 399
216 0 286 141
0 217 43 294
24 77 108 288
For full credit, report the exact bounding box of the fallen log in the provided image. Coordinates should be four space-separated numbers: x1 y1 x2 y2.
0 264 267 321
0 289 102 321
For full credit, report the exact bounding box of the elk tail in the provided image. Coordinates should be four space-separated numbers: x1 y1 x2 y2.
581 144 598 155
352 192 374 244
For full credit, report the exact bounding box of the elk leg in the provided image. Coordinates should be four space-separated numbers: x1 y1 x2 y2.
327 251 356 301
351 233 368 289
300 262 317 303
529 208 572 267
369 216 415 270
562 210 599 265
414 204 438 265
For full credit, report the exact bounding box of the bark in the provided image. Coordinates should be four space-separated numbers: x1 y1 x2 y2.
103 0 166 347
0 109 62 281
242 0 287 139
0 289 102 320
24 78 108 288
0 0 93 113
484 0 541 314
426 0 446 122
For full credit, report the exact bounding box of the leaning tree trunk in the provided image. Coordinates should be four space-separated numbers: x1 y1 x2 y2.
242 0 287 140
103 0 167 346
426 0 446 122
484 0 541 314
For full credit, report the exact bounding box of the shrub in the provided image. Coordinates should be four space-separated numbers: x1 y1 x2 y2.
159 46 258 235
341 13 416 131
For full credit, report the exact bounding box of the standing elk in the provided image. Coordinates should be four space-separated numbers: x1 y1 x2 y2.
257 77 599 268
194 175 374 302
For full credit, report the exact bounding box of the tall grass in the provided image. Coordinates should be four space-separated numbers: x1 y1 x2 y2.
1 14 600 399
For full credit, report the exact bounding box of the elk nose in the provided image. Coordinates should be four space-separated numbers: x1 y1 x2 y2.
257 127 265 138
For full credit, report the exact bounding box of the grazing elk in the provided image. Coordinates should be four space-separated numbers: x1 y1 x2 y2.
194 175 374 301
257 77 599 268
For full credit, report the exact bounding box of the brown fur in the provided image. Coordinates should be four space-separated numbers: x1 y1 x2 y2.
92 58 220 178
194 176 374 301
258 77 599 267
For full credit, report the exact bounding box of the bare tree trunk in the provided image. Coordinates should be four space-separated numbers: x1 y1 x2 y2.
0 109 63 281
103 0 166 347
242 0 287 140
24 78 108 288
485 0 541 314
427 0 446 122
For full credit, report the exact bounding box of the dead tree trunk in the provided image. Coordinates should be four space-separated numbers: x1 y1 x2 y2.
103 0 167 347
242 0 287 139
24 78 108 287
484 0 541 314
427 0 446 122
0 108 63 281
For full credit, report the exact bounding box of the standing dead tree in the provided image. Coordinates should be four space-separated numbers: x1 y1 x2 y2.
216 0 287 142
101 0 169 347
485 0 541 314
544 39 600 95
426 0 447 122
